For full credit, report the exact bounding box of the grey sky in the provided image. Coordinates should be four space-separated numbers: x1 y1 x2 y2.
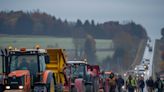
0 0 164 39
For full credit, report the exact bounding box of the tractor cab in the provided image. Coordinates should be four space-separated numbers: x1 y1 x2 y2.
1 47 57 92
7 48 49 80
67 61 88 80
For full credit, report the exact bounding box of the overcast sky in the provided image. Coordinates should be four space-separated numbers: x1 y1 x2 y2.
0 0 164 39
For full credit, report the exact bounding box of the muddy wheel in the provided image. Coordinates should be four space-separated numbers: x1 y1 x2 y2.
47 74 56 92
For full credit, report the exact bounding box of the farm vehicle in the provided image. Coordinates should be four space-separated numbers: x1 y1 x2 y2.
0 46 68 92
0 47 57 92
64 60 101 92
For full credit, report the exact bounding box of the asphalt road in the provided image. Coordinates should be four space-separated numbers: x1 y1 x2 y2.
142 39 155 92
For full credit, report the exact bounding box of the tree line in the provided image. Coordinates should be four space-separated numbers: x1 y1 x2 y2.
0 11 147 40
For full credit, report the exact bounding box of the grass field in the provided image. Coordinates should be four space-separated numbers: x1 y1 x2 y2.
0 35 114 61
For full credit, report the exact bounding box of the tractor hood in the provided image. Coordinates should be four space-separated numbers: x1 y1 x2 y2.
8 70 29 77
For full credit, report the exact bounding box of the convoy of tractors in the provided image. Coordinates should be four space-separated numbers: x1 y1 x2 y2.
0 46 117 92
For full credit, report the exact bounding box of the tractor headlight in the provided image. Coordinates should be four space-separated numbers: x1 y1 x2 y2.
19 85 24 89
141 74 144 77
6 86 10 89
124 73 127 77
122 85 125 89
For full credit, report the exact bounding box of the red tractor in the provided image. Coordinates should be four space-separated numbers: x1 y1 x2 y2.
65 60 99 92
0 47 56 92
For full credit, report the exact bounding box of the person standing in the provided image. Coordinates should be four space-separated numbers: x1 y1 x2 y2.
116 75 124 92
154 77 163 92
138 77 145 92
109 72 116 92
126 75 136 92
146 76 154 92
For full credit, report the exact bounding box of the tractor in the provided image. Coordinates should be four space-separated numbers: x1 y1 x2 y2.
0 47 56 92
65 60 99 92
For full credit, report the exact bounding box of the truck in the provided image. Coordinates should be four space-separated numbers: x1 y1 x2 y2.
0 47 56 92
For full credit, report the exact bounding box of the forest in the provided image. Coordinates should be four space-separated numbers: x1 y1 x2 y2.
0 11 147 39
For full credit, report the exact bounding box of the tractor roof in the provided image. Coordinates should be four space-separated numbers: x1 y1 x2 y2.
67 60 87 64
9 48 46 54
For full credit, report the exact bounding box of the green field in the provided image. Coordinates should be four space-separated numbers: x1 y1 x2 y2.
0 35 114 61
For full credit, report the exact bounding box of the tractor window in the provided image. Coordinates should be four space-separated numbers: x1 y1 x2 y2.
71 64 85 77
10 55 38 75
39 56 46 72
65 66 71 76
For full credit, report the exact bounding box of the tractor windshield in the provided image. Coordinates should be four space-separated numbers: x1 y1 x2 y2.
71 64 85 78
10 55 38 75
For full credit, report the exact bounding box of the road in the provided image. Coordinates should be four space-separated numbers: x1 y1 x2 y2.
141 39 155 92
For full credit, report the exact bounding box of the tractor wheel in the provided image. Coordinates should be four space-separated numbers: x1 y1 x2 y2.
85 85 93 92
49 77 55 92
47 74 56 92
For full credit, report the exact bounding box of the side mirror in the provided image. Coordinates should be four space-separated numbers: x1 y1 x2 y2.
45 55 50 64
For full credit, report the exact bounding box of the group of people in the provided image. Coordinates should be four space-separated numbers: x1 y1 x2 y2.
146 76 163 92
125 75 145 92
100 72 125 92
101 73 164 92
125 75 163 92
